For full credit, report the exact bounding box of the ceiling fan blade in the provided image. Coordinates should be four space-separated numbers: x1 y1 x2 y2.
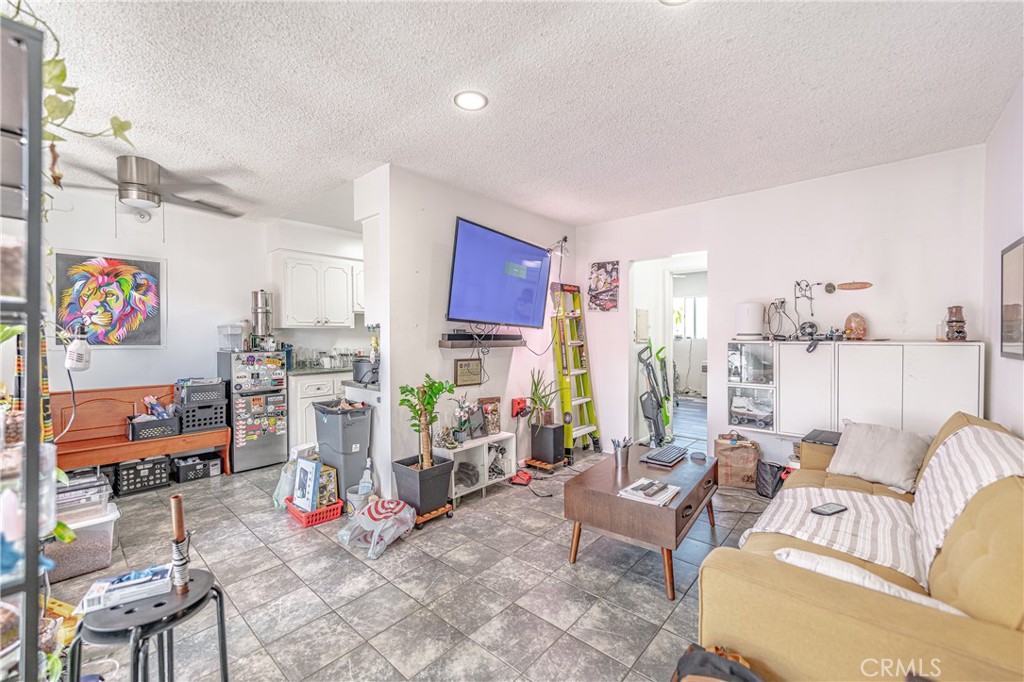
59 182 113 192
154 179 226 191
162 193 244 218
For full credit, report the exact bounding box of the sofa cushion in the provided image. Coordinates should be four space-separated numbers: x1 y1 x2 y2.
741 532 927 594
827 421 930 492
773 548 966 616
916 411 1013 487
928 476 1024 630
783 468 914 503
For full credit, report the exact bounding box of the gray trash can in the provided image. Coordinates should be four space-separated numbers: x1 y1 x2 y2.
313 401 372 499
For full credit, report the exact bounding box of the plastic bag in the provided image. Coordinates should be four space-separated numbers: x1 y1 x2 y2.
272 459 297 510
337 498 415 560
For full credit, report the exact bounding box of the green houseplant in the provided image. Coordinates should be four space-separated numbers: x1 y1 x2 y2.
393 375 456 516
528 368 559 428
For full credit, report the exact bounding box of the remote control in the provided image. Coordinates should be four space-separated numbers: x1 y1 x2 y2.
644 482 667 497
632 481 655 493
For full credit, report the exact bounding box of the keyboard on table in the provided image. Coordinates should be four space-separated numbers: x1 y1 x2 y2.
641 444 688 467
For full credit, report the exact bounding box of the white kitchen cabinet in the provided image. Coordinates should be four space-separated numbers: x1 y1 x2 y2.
777 342 834 436
902 344 983 435
288 372 352 450
837 344 904 429
321 260 354 327
269 250 360 329
353 263 365 313
282 257 320 327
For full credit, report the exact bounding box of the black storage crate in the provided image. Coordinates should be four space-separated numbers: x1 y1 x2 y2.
171 453 222 483
116 456 171 496
174 381 227 405
126 415 181 441
180 399 228 433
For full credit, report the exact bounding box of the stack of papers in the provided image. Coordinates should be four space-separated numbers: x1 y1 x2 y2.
618 478 680 507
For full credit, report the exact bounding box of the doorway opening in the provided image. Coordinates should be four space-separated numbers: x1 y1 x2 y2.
628 251 707 448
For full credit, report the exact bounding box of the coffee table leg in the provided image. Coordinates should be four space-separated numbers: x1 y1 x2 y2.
706 498 716 527
569 522 582 564
661 548 676 601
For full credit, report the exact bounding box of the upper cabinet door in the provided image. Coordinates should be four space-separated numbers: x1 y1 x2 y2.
903 344 982 435
321 260 354 327
777 343 834 436
282 257 321 327
837 344 903 429
353 263 365 313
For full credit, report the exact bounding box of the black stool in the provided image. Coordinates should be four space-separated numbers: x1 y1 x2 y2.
67 569 228 682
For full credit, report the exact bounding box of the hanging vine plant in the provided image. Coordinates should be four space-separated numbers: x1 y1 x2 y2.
3 0 134 213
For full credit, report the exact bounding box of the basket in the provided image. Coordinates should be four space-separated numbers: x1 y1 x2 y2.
174 381 226 405
179 400 228 433
284 496 343 527
126 416 181 441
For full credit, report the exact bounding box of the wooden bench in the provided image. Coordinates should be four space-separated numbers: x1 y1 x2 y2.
51 384 231 476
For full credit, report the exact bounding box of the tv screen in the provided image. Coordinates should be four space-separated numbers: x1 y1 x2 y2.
446 217 552 328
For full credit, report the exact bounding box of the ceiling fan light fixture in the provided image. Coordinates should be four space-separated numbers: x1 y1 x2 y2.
454 91 488 111
118 186 161 209
658 0 691 5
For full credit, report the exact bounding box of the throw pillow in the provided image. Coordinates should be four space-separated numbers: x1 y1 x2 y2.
827 420 930 492
773 548 965 616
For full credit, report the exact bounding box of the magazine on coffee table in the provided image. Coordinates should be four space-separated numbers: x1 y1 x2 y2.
618 478 680 507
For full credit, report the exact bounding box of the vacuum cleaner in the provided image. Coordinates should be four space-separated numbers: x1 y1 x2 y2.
638 345 672 446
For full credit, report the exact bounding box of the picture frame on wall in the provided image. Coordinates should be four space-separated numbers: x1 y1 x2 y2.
453 358 483 386
1001 237 1024 360
52 250 166 348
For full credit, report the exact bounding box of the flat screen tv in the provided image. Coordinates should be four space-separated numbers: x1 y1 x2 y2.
446 217 552 328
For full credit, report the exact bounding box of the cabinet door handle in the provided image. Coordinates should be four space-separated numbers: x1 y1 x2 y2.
324 318 330 324
314 319 320 325
680 504 695 518
703 479 713 490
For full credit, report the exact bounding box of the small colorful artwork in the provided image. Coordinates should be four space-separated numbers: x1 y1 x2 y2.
588 260 620 312
55 252 164 347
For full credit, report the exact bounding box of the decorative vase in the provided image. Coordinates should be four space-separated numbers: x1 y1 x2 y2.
453 429 468 444
945 305 967 342
844 312 867 340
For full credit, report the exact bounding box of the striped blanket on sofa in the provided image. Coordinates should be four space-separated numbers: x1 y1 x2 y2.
739 487 926 586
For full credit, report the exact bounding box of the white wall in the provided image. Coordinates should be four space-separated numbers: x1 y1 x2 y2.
982 79 1024 436
360 165 574 494
23 190 269 392
576 146 986 460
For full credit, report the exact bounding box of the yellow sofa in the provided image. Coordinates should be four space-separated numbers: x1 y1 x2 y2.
699 412 1024 681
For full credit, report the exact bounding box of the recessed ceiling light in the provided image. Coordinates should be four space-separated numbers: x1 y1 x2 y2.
454 91 488 111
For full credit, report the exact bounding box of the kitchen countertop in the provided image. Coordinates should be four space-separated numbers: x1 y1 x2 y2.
289 367 354 376
341 379 380 392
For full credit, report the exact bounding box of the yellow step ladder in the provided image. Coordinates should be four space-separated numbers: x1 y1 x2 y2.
551 283 601 460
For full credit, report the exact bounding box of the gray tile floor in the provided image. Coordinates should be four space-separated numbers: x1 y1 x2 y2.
54 451 767 682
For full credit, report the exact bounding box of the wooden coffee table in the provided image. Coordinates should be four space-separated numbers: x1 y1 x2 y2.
564 447 718 600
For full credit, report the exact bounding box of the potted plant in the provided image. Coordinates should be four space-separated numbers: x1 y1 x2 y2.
528 369 565 463
393 374 457 514
451 393 473 443
528 368 559 427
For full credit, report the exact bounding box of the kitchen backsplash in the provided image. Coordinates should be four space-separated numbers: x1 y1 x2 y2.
275 326 372 360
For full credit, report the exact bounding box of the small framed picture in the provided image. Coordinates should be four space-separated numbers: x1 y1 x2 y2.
293 456 321 512
319 464 339 508
454 358 483 386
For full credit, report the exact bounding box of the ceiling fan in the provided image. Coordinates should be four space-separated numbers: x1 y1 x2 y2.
62 155 244 218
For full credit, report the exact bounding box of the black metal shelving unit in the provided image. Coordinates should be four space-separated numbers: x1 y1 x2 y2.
1 17 44 682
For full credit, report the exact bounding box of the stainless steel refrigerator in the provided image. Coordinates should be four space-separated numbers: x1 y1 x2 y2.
218 351 288 472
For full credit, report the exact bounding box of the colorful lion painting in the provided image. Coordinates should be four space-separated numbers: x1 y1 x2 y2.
57 256 160 345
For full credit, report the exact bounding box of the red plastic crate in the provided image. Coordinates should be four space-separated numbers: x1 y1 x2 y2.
284 496 343 527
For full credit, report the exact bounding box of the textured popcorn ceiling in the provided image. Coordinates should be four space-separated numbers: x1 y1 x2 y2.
35 1 1023 225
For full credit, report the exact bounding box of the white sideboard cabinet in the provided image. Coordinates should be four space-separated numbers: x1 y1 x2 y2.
732 341 984 439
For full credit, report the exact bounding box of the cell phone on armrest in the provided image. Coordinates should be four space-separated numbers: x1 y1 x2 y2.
811 503 847 516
